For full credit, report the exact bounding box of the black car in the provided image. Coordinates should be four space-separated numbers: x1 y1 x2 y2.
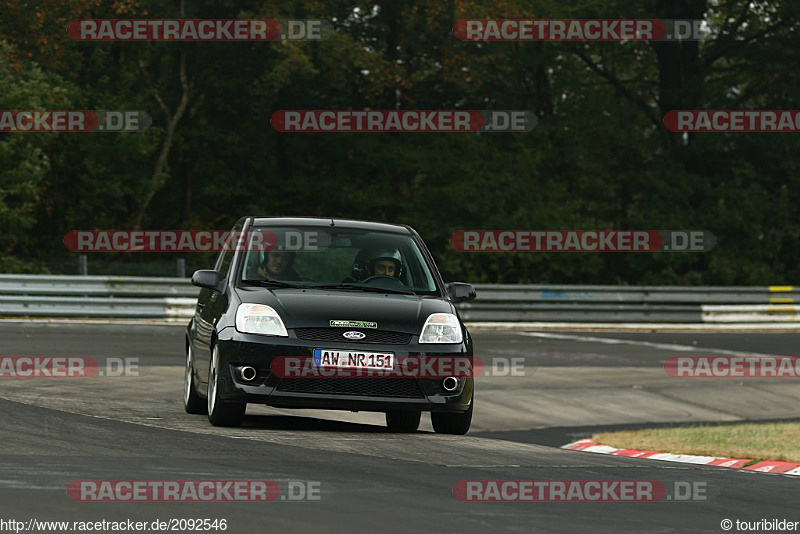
184 216 477 434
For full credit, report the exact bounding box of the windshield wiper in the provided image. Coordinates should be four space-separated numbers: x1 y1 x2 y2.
309 283 415 296
241 279 304 289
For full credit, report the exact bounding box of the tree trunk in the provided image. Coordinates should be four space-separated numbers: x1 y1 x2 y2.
131 0 190 231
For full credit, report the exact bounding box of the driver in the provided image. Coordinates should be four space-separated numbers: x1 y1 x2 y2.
366 249 403 279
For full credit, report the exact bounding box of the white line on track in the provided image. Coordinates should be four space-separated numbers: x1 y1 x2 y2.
467 322 800 332
517 331 774 357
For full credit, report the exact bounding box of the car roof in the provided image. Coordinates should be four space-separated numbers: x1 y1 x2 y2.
245 216 413 234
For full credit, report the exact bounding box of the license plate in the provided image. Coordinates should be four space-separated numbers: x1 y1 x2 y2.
313 349 395 370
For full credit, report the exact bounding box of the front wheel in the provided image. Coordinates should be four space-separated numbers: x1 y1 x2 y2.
207 345 246 427
385 411 421 432
184 343 207 414
431 402 473 435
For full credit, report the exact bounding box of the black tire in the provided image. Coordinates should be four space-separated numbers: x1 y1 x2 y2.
207 345 246 427
431 402 473 435
184 343 207 415
385 410 421 432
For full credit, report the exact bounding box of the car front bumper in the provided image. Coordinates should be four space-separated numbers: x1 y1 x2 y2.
213 326 474 413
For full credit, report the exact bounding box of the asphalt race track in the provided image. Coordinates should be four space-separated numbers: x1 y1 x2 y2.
1 323 799 533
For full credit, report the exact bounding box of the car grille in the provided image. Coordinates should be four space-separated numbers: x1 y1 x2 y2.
276 377 424 398
294 328 412 345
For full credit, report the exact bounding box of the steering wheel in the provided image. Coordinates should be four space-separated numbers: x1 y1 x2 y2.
360 275 405 288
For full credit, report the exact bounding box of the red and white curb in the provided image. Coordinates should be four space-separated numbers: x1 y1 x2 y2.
563 439 800 475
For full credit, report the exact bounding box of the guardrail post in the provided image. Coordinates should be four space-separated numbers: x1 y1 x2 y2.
177 258 186 278
79 255 88 276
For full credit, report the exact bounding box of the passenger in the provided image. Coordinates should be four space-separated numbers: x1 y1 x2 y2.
257 250 299 280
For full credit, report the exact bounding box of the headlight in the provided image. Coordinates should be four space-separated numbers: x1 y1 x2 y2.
235 303 288 337
419 313 463 343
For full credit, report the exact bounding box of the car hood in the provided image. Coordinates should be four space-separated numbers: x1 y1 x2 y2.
236 287 454 333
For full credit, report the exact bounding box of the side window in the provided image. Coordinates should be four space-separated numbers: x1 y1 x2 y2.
405 242 436 291
215 221 244 278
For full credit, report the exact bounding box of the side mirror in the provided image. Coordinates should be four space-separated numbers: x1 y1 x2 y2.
191 270 222 291
447 282 476 302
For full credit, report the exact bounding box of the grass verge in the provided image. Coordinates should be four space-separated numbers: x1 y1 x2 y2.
593 422 800 464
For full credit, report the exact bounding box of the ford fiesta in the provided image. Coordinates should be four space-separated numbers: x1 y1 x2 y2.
184 217 477 434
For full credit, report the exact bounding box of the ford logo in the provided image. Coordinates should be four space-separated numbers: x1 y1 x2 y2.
343 331 366 340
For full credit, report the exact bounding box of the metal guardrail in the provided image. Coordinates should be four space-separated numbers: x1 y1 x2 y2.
0 275 197 320
469 284 800 304
0 275 797 323
458 284 800 323
0 274 197 297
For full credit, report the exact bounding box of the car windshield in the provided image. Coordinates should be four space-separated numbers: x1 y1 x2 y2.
238 226 438 294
